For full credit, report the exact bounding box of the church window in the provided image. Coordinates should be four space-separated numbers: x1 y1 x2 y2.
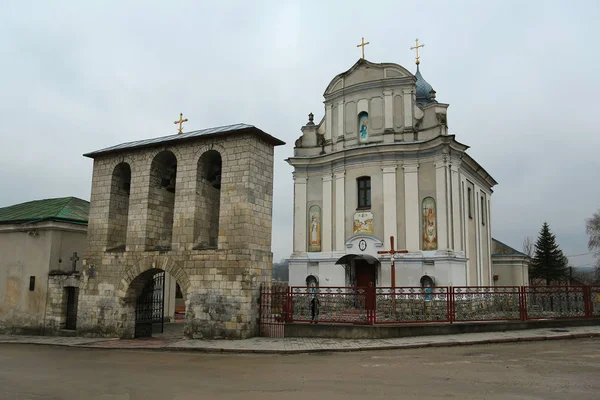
194 150 222 249
481 195 486 225
146 150 177 251
357 176 371 209
467 187 473 219
107 162 131 252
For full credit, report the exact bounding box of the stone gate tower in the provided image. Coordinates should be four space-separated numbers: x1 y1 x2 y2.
77 124 284 339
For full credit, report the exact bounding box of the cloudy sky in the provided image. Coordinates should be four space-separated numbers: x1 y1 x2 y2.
1 1 599 267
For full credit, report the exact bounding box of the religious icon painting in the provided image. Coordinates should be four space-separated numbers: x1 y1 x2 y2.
308 205 321 252
358 112 369 144
422 197 437 250
353 211 373 234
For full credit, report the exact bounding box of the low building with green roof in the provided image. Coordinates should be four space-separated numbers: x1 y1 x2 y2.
0 197 89 334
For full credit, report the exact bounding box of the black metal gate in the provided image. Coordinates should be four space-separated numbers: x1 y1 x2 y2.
65 287 78 330
135 271 165 338
258 283 288 337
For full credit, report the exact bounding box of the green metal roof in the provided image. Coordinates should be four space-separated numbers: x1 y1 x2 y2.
0 197 89 225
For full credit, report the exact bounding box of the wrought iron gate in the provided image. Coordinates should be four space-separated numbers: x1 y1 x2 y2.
258 283 288 337
135 271 165 338
65 287 78 330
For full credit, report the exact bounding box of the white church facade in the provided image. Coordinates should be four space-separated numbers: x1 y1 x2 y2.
287 55 527 289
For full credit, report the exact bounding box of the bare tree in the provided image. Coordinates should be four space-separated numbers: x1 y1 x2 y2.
586 211 600 283
522 236 534 257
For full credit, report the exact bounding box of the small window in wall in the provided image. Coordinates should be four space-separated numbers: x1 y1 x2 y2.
481 195 486 225
357 176 371 209
29 276 35 291
467 187 473 219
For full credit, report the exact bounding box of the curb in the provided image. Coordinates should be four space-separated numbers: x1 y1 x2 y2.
1 332 599 354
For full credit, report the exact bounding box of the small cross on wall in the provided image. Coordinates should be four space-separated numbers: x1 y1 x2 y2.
70 252 80 272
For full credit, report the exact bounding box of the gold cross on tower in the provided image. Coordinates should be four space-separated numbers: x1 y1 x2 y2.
410 38 425 65
356 37 370 59
174 113 188 134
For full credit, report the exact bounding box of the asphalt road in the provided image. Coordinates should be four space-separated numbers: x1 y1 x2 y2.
1 339 599 400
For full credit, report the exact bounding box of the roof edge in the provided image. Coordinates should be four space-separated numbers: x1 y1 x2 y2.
83 125 285 159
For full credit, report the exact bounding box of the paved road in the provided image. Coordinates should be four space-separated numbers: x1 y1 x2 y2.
1 339 599 400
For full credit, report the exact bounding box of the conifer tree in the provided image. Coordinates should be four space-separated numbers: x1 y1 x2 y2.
530 222 569 285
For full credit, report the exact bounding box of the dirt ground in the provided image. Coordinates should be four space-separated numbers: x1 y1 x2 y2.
0 338 599 400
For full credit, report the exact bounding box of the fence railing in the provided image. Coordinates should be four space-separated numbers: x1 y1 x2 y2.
277 285 600 325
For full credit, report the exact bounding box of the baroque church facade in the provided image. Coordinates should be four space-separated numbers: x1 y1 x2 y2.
287 55 524 289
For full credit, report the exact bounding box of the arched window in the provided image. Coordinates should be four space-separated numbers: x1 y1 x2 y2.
420 275 435 288
107 162 131 251
194 150 222 249
306 275 319 289
357 176 371 209
358 111 369 143
146 151 177 250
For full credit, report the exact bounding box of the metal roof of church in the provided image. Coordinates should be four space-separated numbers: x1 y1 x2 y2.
0 197 89 225
84 123 285 158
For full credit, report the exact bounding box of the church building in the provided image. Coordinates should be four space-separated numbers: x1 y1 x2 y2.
287 42 526 289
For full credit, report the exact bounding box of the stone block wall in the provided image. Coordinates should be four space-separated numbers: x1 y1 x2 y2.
79 131 278 339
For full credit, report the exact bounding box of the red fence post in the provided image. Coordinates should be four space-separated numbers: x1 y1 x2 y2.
520 286 527 321
287 286 293 323
584 285 591 318
447 286 453 323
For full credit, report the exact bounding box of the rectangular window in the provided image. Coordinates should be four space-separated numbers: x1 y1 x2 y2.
29 276 35 291
481 195 486 225
467 187 472 219
357 177 371 209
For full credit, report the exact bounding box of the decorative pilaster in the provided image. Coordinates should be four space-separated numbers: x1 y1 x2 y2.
403 164 419 251
402 88 413 130
322 174 333 252
382 166 397 245
334 171 345 251
325 104 333 141
384 89 394 130
293 175 308 253
434 158 449 250
337 101 344 139
450 162 461 251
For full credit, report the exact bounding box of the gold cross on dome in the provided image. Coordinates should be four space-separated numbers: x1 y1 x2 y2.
174 113 188 134
356 37 370 59
410 38 425 65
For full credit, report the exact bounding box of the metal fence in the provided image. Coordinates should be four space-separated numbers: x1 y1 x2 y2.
258 285 600 334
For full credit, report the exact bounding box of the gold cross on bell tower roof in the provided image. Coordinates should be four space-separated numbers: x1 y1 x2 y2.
356 37 370 59
174 113 188 134
410 38 425 65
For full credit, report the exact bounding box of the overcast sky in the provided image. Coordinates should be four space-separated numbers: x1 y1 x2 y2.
1 1 599 267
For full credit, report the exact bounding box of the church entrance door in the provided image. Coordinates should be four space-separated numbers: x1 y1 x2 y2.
354 260 376 310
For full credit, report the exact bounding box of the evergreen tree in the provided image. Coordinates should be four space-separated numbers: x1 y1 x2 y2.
530 222 569 285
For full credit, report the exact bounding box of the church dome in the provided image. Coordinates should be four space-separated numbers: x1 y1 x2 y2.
415 65 437 107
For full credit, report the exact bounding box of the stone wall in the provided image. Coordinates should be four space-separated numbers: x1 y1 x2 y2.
79 132 277 339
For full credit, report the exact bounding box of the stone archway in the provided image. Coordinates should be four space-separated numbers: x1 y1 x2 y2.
117 256 191 338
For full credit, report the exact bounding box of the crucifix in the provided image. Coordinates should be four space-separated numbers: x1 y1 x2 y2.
174 113 188 134
377 236 408 291
70 252 80 272
410 38 425 65
356 37 370 59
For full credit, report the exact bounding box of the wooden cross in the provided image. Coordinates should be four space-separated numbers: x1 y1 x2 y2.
174 113 188 134
410 38 425 65
70 252 80 272
356 37 370 59
377 236 408 290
